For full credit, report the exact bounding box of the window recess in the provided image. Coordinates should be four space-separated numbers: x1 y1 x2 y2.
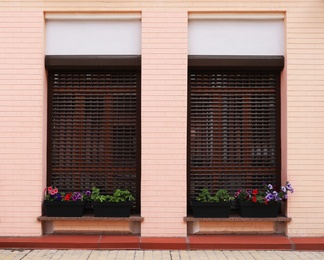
187 55 283 210
46 55 141 214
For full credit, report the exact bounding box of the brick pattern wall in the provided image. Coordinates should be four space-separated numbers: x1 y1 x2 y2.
0 11 44 236
285 5 324 236
141 11 188 237
0 0 324 237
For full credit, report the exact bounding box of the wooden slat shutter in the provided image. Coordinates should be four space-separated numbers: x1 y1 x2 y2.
188 69 281 202
47 56 140 213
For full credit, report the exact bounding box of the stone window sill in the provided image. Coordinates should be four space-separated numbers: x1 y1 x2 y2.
37 215 143 235
184 215 291 235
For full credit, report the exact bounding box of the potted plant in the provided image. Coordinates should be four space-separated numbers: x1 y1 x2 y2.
191 188 234 218
43 186 91 217
234 181 294 218
91 187 135 217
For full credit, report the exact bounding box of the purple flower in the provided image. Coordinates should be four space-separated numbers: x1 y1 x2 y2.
281 186 287 193
54 194 62 201
84 190 91 196
72 192 82 201
265 193 273 201
287 183 294 193
272 191 281 201
268 184 273 190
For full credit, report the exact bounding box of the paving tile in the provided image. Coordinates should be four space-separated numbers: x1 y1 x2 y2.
88 250 111 260
1 249 324 259
134 250 145 259
21 249 58 260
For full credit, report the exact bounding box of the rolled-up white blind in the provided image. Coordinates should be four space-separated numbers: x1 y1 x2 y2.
189 14 284 55
46 14 141 55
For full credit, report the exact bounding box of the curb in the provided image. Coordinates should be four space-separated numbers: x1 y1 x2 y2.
1 235 324 250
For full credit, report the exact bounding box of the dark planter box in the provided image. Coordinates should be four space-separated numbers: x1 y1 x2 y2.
191 200 232 218
44 201 85 217
93 201 133 217
239 201 281 218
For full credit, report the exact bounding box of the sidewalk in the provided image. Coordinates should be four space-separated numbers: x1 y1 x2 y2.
1 249 324 260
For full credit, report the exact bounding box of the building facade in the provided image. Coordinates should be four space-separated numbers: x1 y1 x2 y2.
0 0 324 237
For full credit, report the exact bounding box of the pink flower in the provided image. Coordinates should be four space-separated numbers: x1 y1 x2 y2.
50 188 58 195
47 186 53 192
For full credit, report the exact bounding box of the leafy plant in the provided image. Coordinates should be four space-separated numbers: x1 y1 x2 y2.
234 181 294 205
215 189 234 202
90 187 108 202
44 186 91 202
91 187 135 203
196 188 234 203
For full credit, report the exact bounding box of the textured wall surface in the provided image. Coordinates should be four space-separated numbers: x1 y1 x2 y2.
0 11 45 236
141 11 188 237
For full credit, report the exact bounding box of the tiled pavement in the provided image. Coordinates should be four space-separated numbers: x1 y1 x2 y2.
1 249 324 260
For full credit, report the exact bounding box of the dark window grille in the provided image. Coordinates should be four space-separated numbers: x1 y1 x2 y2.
47 66 140 213
188 69 281 205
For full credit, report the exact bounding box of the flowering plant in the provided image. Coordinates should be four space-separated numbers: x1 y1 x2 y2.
44 186 91 202
234 181 294 205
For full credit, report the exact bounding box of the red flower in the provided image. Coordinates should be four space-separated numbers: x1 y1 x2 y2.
64 193 71 201
252 189 258 195
252 196 257 203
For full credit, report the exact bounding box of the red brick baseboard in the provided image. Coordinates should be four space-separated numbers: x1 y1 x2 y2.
1 235 324 250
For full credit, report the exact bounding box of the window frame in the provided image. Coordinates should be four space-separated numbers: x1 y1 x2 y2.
187 55 284 212
46 55 141 214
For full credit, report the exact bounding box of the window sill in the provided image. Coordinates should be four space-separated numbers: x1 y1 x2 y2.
184 215 291 235
37 215 143 235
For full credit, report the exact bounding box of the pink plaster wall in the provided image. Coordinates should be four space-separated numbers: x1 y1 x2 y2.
286 5 324 235
0 11 44 236
141 11 188 237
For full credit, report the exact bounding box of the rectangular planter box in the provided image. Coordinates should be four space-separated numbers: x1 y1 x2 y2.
93 201 133 217
44 201 85 217
191 201 232 218
239 201 281 218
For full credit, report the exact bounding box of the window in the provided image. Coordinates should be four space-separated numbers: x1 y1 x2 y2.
188 56 283 207
46 56 141 213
